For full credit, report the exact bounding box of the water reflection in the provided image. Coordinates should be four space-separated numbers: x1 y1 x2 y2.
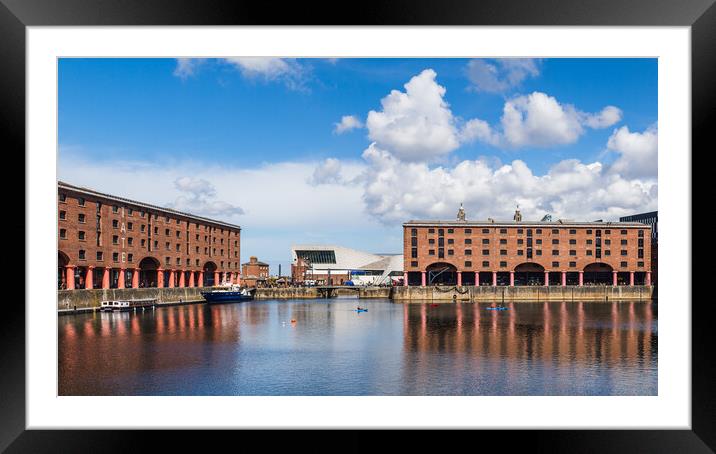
59 300 657 396
400 301 656 395
59 304 242 395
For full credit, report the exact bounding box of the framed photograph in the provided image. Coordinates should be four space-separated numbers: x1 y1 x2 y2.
5 0 712 450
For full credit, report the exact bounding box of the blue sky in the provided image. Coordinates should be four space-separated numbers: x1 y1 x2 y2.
58 58 658 275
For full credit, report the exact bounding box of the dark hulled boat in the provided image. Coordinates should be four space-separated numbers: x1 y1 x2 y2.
201 285 255 304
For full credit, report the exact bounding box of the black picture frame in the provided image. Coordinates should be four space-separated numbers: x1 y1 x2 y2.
2 0 711 451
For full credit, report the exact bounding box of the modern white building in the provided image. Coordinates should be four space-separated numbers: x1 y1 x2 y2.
290 244 403 285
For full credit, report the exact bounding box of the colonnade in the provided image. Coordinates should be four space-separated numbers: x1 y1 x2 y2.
60 265 240 290
403 270 652 287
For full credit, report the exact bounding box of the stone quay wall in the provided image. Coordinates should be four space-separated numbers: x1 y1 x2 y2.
358 287 393 299
58 287 211 311
392 285 654 302
254 287 321 299
253 287 393 299
58 285 655 311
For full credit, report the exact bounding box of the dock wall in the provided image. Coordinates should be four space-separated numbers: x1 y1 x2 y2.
358 287 393 299
391 285 655 302
58 287 210 311
57 285 655 311
254 287 321 299
253 287 393 299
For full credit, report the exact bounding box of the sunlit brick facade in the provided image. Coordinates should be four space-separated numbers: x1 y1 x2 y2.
403 208 652 287
620 211 658 285
241 256 270 288
58 181 241 290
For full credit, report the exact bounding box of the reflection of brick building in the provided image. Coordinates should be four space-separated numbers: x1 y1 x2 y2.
403 206 652 287
58 181 241 290
620 211 657 285
241 256 270 288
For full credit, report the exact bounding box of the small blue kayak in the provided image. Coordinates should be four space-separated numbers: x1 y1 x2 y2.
355 309 368 312
486 307 508 311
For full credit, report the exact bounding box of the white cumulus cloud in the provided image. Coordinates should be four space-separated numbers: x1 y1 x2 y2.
357 138 656 225
223 57 309 91
466 58 541 93
497 92 622 148
459 118 501 146
366 69 461 162
173 176 216 196
338 68 652 224
225 57 292 77
607 125 658 179
582 105 623 129
168 177 245 216
333 115 364 134
365 69 623 155
173 58 206 80
173 58 311 90
501 92 585 147
309 158 343 185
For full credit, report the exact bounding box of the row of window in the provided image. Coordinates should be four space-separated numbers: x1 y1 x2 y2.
61 231 239 258
421 248 641 257
410 260 645 269
74 249 240 268
412 227 643 236
59 215 239 247
418 237 639 246
62 232 236 254
59 194 239 235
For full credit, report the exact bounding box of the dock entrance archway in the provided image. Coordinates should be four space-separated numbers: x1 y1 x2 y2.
514 263 545 286
139 257 160 288
426 262 457 286
203 261 217 286
583 263 613 285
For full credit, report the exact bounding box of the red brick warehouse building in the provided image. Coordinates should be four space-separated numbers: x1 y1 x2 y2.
403 206 652 287
241 256 270 288
57 181 241 290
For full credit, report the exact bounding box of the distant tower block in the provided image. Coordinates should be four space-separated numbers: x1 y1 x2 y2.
513 205 522 222
457 203 466 221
